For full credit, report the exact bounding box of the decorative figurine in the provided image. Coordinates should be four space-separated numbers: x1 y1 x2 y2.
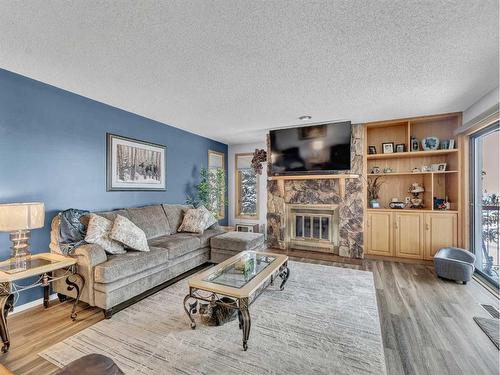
409 182 425 209
411 136 419 152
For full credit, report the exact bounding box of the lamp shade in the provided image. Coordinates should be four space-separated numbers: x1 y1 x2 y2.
0 202 45 232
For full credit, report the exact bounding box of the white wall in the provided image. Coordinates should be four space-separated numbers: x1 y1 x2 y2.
228 142 267 233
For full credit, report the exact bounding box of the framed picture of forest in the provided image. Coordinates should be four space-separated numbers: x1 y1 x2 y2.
106 133 166 191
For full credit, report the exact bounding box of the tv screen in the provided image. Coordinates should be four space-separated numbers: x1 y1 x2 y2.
270 122 352 175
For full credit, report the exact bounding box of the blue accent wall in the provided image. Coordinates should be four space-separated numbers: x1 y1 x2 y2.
0 69 228 306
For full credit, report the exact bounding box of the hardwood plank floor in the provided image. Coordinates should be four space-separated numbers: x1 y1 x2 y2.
0 259 498 374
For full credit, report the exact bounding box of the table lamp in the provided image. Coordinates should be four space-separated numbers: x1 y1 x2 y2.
0 203 45 263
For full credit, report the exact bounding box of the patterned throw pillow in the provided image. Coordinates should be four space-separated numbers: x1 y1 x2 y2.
198 205 217 230
178 208 206 234
84 214 126 255
110 214 150 252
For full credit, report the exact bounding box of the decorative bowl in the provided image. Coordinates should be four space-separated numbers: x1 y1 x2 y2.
421 137 440 150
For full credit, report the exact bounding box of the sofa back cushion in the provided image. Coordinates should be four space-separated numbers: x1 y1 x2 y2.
162 204 193 234
96 209 130 222
125 205 171 240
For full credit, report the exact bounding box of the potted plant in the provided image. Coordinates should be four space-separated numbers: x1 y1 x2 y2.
187 167 226 220
367 176 384 208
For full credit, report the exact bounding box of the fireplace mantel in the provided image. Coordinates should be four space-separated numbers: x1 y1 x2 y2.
268 174 359 198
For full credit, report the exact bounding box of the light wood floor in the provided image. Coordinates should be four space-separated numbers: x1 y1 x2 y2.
1 258 498 375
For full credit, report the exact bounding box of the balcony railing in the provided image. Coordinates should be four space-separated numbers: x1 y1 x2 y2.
481 198 500 283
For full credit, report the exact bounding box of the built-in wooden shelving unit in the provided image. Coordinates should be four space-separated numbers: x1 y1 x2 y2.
363 112 463 260
268 174 359 198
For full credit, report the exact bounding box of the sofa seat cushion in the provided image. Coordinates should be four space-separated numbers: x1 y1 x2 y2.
148 233 201 259
126 205 171 239
94 247 169 284
210 232 265 251
185 228 225 247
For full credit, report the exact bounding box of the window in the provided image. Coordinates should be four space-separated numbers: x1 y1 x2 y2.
470 122 499 289
208 150 225 219
235 153 258 219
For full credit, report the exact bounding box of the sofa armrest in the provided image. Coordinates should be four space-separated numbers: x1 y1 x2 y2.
73 244 108 268
52 244 108 307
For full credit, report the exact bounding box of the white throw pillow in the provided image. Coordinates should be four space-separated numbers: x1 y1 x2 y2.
198 205 217 230
110 214 150 252
84 214 126 255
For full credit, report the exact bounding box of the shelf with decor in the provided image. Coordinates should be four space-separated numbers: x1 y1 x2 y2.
367 170 458 177
364 112 463 260
366 149 458 160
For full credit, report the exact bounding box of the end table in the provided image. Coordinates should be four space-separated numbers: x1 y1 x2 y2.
0 253 84 353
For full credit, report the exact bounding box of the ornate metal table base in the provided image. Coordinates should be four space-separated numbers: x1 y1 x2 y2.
66 273 84 321
183 262 290 351
0 268 84 353
0 294 14 353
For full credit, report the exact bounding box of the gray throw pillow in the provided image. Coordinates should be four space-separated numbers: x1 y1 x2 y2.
84 214 126 255
110 214 150 252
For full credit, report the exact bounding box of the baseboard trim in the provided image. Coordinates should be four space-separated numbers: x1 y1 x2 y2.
365 254 434 265
11 293 58 315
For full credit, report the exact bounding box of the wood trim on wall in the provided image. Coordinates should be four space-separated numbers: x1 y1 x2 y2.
235 152 259 220
208 149 226 219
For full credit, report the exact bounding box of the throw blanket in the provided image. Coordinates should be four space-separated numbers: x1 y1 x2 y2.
58 208 89 255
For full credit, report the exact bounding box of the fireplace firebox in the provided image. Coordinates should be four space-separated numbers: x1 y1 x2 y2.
285 204 339 253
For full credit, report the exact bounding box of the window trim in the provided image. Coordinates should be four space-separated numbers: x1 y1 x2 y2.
235 152 259 220
208 149 225 220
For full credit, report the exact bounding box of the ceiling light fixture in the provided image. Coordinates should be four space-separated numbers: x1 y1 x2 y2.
298 115 312 121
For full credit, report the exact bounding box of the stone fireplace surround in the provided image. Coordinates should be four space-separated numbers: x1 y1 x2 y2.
266 124 364 258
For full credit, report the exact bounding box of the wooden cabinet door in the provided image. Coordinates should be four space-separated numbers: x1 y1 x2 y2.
424 213 458 260
394 212 424 259
366 212 393 256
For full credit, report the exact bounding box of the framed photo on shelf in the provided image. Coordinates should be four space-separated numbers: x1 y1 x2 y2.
395 144 406 153
437 163 447 171
440 140 450 150
106 133 166 191
368 145 377 154
382 142 394 154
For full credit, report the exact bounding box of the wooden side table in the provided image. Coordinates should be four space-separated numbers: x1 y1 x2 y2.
0 253 85 353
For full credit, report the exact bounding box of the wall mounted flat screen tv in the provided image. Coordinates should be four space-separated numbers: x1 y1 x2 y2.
269 122 352 175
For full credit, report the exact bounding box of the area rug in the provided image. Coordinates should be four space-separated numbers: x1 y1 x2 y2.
40 261 386 374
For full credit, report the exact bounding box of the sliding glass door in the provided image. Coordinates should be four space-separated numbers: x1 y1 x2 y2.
470 122 500 289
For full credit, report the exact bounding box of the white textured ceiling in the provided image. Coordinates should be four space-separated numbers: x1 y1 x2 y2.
0 1 498 144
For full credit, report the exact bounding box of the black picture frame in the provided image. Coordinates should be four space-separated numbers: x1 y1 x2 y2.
395 144 406 153
382 142 394 154
106 133 167 191
368 145 377 154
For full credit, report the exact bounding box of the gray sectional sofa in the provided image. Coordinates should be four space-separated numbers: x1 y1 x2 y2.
49 204 224 317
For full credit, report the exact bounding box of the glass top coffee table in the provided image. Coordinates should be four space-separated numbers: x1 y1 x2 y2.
183 251 290 351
